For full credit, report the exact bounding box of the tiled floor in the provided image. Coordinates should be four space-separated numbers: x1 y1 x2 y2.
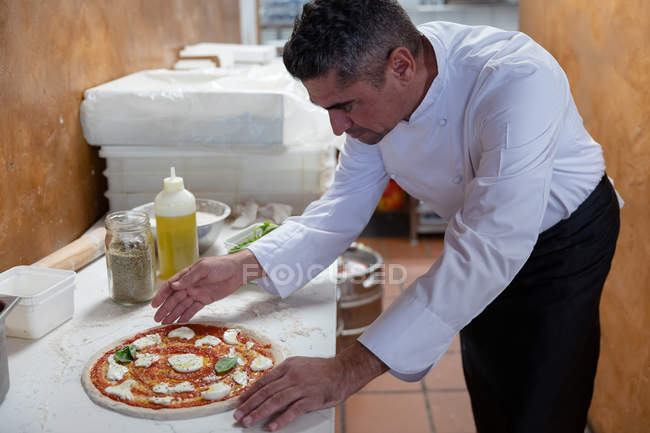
335 235 476 433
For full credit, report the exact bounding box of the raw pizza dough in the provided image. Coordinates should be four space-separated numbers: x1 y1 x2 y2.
81 322 285 420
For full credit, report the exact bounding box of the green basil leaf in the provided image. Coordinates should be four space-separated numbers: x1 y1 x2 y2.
227 221 278 255
114 346 135 363
128 344 137 359
215 357 238 373
260 222 278 236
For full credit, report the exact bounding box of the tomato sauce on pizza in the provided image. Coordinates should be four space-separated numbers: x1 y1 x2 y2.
87 323 277 410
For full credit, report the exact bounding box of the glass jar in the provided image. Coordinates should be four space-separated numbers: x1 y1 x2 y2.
105 211 156 305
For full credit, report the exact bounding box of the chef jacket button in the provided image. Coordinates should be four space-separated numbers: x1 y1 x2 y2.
453 174 463 184
439 118 447 126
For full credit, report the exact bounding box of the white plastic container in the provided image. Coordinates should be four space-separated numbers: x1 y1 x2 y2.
0 266 76 339
100 145 336 214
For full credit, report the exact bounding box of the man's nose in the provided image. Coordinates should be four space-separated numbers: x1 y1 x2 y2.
328 110 353 136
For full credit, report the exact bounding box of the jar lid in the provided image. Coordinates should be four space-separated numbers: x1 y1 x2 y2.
105 211 150 232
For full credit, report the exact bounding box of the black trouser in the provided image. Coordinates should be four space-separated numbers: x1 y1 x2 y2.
460 175 620 433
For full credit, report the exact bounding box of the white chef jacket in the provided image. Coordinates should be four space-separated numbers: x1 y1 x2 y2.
247 22 611 381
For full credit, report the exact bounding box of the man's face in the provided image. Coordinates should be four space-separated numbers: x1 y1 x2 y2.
303 70 407 145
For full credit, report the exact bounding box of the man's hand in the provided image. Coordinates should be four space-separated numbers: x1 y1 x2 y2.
234 342 389 431
151 250 263 324
235 357 346 431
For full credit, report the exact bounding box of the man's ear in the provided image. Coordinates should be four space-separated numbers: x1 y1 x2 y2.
386 46 416 83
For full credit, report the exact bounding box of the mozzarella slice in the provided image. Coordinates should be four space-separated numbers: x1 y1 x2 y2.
105 379 137 400
232 370 248 387
152 382 171 394
168 326 195 340
223 329 239 345
167 354 204 373
245 341 255 350
250 355 273 371
153 381 195 394
149 396 174 406
194 335 222 347
132 334 162 350
201 382 231 400
134 352 160 368
172 381 195 392
106 355 128 381
202 374 219 383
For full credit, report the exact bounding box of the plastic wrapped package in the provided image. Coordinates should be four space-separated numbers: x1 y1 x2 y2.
80 60 338 150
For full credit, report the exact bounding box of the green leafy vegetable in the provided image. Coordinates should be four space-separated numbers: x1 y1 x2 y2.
228 221 278 254
215 357 238 373
114 344 137 363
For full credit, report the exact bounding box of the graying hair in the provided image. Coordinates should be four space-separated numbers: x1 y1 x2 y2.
283 0 421 88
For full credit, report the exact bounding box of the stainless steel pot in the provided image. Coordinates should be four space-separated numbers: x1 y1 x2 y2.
337 242 383 301
336 243 384 351
0 295 19 405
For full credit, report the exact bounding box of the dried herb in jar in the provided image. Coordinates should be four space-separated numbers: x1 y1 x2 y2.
105 211 156 305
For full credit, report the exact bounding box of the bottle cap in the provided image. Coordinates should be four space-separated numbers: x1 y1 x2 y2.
163 167 184 193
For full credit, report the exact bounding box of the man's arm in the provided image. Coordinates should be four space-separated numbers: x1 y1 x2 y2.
234 341 389 431
245 137 389 298
360 57 569 380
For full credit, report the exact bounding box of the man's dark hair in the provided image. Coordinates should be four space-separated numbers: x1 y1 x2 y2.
283 0 421 88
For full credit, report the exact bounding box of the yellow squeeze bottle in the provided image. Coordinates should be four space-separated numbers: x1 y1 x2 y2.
154 167 199 280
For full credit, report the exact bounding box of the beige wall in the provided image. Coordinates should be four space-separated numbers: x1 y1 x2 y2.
520 1 650 432
0 0 240 270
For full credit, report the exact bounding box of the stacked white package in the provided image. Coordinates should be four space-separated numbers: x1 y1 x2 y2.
101 145 335 213
81 57 341 214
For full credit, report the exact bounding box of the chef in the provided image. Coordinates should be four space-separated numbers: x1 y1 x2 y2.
152 1 621 431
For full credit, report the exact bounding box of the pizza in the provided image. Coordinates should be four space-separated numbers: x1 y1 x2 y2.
81 322 285 420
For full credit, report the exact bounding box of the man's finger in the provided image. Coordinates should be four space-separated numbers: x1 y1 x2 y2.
178 301 204 323
153 290 188 323
161 295 194 325
151 281 172 308
238 362 287 406
173 262 207 290
167 266 191 284
238 386 301 428
235 370 290 421
151 267 191 308
267 398 317 432
187 286 217 305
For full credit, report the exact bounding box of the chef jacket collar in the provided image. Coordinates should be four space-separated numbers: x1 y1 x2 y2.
402 31 448 126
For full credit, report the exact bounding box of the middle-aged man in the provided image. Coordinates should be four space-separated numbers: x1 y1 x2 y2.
152 1 622 431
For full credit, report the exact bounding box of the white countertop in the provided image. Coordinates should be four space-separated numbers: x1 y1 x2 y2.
0 225 337 433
